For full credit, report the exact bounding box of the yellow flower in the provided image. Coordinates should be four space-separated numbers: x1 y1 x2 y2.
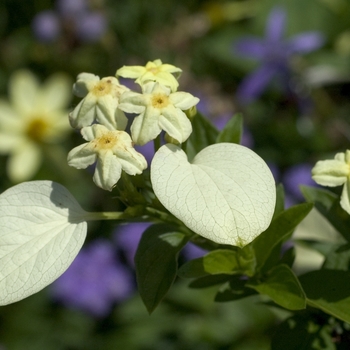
70 73 129 130
116 59 182 92
67 124 147 191
119 82 199 146
312 151 350 214
0 70 72 182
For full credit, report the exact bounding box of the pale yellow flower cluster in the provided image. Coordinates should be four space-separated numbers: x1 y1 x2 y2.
68 59 200 191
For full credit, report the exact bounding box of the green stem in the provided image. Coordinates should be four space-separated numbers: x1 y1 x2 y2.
153 135 161 153
84 211 124 221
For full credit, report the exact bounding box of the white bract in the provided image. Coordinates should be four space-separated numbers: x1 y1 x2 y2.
0 70 72 182
151 143 276 247
0 181 88 305
70 73 128 130
118 82 199 145
116 59 182 92
68 124 147 191
312 150 350 214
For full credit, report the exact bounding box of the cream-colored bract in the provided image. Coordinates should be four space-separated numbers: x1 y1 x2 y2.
151 143 276 247
312 150 350 214
0 181 87 305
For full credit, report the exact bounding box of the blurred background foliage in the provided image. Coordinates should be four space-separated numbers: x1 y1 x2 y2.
1 0 350 348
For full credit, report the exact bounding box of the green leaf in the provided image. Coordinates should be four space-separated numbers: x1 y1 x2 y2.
301 185 350 242
216 113 243 144
178 249 248 278
186 112 219 161
273 184 285 219
215 275 257 302
271 314 336 350
247 203 313 272
323 244 350 271
134 224 188 313
247 264 306 310
299 270 350 323
188 274 231 289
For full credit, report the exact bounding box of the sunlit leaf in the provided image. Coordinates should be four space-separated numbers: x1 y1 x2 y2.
151 143 276 247
0 181 88 305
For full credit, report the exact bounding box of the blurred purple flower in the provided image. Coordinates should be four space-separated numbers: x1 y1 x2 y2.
32 0 107 43
32 11 61 42
182 242 207 260
233 7 324 103
283 163 316 201
115 223 152 267
51 239 134 317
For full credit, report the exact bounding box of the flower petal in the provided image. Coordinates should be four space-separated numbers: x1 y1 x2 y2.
287 32 324 54
73 73 100 97
8 142 42 182
159 106 192 143
93 152 122 191
169 92 200 110
67 143 97 169
234 37 267 59
40 73 72 110
130 110 162 145
116 66 145 79
311 158 349 187
0 133 24 153
9 70 39 115
236 64 278 103
114 147 147 175
340 179 350 214
265 7 286 42
118 91 147 114
69 97 97 129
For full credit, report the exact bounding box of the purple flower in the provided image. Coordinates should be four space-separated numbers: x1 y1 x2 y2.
182 242 207 260
233 7 324 103
283 163 316 201
32 0 107 43
32 11 61 42
114 223 152 267
51 239 134 317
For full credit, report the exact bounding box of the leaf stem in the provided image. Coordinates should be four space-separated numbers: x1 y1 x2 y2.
84 211 124 221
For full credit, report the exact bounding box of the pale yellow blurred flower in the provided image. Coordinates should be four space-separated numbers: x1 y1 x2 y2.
0 70 72 182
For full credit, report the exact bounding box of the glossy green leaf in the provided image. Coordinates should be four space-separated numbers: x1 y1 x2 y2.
178 249 242 278
186 112 219 161
247 264 306 310
299 270 350 323
248 203 313 272
216 113 243 144
135 224 187 313
301 185 350 242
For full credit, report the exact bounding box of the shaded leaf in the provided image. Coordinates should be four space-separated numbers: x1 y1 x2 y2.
247 264 306 310
216 113 243 144
135 224 187 313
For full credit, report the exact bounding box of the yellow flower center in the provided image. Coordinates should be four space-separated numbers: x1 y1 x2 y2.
92 80 113 97
151 93 169 109
147 67 160 74
26 117 49 142
94 131 118 150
